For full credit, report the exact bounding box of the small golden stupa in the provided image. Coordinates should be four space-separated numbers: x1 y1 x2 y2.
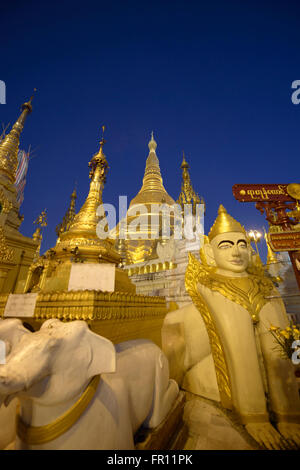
24 133 132 294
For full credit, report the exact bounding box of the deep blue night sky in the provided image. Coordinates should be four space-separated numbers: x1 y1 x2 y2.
1 0 300 260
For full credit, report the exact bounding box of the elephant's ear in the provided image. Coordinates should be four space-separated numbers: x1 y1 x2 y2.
86 329 116 377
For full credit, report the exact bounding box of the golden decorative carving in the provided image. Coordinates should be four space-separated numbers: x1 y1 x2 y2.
34 290 167 321
17 374 100 445
57 134 120 265
33 209 48 228
0 189 13 214
185 252 232 409
0 227 14 262
127 261 177 276
194 258 275 324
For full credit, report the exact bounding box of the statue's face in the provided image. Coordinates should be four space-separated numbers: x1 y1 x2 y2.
208 232 251 275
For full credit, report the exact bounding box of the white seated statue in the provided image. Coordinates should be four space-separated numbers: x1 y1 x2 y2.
163 205 300 450
0 318 179 450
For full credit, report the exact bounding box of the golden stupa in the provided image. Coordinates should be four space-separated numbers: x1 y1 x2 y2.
0 94 39 293
112 132 181 264
24 135 133 294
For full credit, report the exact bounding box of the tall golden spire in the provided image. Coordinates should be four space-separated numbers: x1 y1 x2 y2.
177 151 204 215
60 133 109 241
129 132 175 206
0 91 35 184
55 186 77 237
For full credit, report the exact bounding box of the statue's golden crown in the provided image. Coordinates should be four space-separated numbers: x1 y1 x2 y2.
208 205 246 241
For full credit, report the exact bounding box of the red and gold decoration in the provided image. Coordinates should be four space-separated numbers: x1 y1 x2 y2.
232 183 300 290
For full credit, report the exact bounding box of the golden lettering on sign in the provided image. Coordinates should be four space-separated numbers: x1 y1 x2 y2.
239 185 287 201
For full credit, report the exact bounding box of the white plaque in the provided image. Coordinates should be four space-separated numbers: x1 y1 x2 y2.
68 263 115 292
4 293 38 318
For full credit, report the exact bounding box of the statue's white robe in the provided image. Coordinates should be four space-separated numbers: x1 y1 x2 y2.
198 284 300 422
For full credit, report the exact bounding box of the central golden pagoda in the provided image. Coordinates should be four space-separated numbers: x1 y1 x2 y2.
112 133 181 264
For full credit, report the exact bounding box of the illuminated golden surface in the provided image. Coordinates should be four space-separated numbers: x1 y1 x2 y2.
112 133 181 264
0 290 167 347
208 205 246 242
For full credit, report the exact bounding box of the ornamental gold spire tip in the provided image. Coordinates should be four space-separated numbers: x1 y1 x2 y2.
148 131 157 152
21 88 37 113
181 151 189 168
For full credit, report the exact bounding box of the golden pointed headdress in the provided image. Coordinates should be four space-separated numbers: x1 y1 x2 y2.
208 205 246 241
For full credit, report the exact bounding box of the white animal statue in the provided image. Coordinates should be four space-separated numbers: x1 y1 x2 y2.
0 318 179 450
0 319 31 449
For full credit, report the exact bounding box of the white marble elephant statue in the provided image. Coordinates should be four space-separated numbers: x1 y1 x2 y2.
0 318 179 450
0 319 31 449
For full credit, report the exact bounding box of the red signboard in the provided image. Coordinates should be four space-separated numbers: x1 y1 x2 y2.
268 231 300 252
232 184 294 203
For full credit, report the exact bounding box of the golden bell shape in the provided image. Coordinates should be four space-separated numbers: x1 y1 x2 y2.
208 205 246 241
